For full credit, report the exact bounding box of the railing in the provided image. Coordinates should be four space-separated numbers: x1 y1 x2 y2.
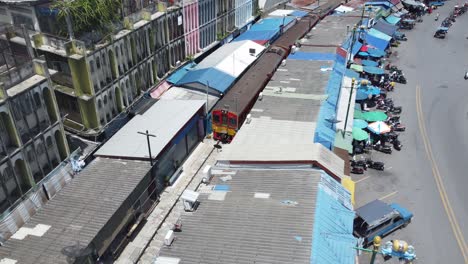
0 61 34 89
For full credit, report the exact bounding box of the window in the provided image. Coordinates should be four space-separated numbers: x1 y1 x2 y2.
46 136 53 147
103 95 108 104
96 57 101 69
229 117 237 127
90 61 95 73
98 99 102 109
368 219 392 235
33 93 41 108
222 114 227 125
213 113 220 124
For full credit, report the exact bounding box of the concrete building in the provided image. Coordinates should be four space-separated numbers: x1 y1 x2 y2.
0 0 253 138
0 35 69 215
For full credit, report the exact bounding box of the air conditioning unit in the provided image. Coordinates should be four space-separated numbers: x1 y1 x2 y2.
175 60 181 67
181 190 200 212
202 165 212 183
258 92 264 100
164 230 175 246
291 45 297 54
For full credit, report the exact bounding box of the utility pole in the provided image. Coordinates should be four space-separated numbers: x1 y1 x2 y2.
137 130 156 166
342 78 356 136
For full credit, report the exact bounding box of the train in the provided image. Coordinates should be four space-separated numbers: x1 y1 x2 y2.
211 14 321 143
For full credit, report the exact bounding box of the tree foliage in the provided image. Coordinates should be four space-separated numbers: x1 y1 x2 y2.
52 0 122 37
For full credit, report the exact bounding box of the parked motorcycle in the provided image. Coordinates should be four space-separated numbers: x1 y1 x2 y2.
351 165 365 174
365 159 385 171
393 139 403 151
373 143 392 154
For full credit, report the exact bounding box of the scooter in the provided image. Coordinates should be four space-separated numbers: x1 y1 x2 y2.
351 165 365 174
393 139 403 151
365 159 385 171
374 143 392 154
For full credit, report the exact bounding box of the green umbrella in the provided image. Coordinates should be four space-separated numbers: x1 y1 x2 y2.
363 111 388 122
352 127 369 141
354 109 366 120
350 64 364 72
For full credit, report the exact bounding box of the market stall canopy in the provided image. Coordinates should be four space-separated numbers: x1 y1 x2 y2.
362 59 379 66
367 48 387 57
369 28 392 41
353 119 369 129
356 90 370 100
354 109 366 119
402 0 425 7
350 64 364 72
363 111 388 121
368 121 391 134
363 66 385 75
385 15 401 25
364 33 389 51
352 127 369 141
358 84 381 95
373 19 398 36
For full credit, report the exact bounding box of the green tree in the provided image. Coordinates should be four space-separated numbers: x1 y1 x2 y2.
52 0 122 37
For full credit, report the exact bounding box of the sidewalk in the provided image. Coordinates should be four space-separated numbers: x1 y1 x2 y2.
116 138 219 264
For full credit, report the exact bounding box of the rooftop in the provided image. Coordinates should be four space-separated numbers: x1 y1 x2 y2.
95 100 205 160
157 168 355 264
0 157 151 264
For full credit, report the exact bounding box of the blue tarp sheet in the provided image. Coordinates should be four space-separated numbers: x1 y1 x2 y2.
368 28 392 41
310 174 356 264
167 62 196 84
373 20 397 36
250 17 295 31
234 30 280 42
342 38 364 56
176 68 236 94
364 33 389 50
365 1 393 8
326 70 343 107
385 15 401 25
315 102 337 149
288 52 336 61
291 10 309 17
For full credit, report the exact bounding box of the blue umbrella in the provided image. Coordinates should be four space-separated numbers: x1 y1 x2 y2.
353 119 368 129
363 66 385 75
358 85 381 95
367 48 386 57
358 51 369 57
362 59 378 67
356 90 369 100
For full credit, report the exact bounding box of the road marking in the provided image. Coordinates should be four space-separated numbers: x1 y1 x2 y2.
416 86 468 262
379 191 398 201
355 176 370 183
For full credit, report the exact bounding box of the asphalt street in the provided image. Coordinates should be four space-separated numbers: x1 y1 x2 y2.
355 4 468 264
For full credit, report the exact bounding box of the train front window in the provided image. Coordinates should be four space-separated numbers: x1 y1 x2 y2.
213 113 220 124
222 114 228 125
229 118 237 127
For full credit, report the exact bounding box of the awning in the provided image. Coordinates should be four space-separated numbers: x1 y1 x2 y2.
362 111 388 121
363 66 385 75
369 28 392 41
353 119 368 129
364 33 390 51
373 20 398 36
352 127 369 141
356 90 370 100
342 38 364 56
385 15 401 25
367 48 387 57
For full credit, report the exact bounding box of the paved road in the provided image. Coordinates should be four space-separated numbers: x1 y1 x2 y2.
356 5 468 263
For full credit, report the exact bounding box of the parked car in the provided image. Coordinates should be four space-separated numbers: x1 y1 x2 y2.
353 199 413 247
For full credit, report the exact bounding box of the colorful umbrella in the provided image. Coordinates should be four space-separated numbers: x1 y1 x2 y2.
360 45 369 52
353 119 368 129
352 127 369 141
350 64 364 72
368 121 391 134
362 59 379 67
358 51 369 57
363 111 388 122
363 66 385 75
356 89 371 100
358 85 381 95
354 109 366 120
367 48 386 57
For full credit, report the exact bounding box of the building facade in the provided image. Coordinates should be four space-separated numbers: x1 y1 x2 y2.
0 37 69 215
0 0 255 138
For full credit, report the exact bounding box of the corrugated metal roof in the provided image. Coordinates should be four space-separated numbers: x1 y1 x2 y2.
158 169 322 264
166 62 196 84
176 41 265 94
250 17 295 31
288 52 336 61
364 32 389 50
0 158 151 264
159 86 220 112
95 100 205 160
310 173 356 264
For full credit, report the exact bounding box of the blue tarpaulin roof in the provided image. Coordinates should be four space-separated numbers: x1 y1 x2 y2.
373 19 398 36
288 52 336 61
250 17 295 31
342 38 363 56
364 33 389 50
291 10 309 17
234 30 280 42
167 62 196 84
177 68 236 93
310 173 356 264
385 15 401 25
365 1 393 8
368 28 392 41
